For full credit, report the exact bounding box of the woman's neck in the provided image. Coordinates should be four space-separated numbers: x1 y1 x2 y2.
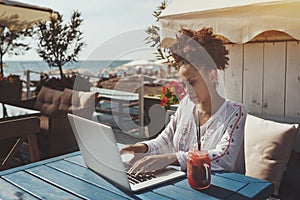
196 93 225 116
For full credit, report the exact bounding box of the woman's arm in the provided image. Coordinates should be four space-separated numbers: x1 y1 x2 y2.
208 104 247 171
142 107 180 154
120 109 179 155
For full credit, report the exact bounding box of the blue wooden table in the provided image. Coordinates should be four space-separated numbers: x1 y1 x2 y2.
0 152 273 200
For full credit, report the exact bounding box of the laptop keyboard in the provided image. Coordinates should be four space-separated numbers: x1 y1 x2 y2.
127 172 156 185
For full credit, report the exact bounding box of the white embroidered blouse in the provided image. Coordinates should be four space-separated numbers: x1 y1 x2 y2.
142 96 247 173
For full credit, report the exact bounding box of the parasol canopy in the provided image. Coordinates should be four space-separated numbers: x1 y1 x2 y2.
159 0 300 46
0 0 59 32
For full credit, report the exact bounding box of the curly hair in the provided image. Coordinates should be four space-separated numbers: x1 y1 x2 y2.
170 28 229 71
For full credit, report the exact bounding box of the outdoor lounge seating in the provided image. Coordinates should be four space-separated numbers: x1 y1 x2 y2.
15 86 98 158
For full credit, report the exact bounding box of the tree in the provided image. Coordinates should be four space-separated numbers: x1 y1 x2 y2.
0 18 33 75
36 10 85 79
145 0 173 64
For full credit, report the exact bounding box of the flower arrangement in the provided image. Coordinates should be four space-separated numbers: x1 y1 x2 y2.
0 73 21 87
0 73 22 102
160 80 186 109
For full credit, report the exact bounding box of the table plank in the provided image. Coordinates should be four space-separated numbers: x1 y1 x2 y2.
47 160 134 199
214 171 274 200
214 171 270 183
26 165 130 200
175 174 246 191
152 184 219 200
2 171 80 200
174 176 247 200
0 152 81 176
135 191 172 200
64 154 86 167
0 178 38 200
228 182 274 200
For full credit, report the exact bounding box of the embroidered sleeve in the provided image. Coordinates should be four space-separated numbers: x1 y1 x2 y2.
208 104 247 171
142 109 179 154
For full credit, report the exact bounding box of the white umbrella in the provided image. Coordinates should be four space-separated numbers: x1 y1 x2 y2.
0 0 59 32
159 0 300 46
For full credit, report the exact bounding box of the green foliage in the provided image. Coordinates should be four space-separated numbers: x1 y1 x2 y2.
0 23 33 75
145 0 173 64
36 10 85 79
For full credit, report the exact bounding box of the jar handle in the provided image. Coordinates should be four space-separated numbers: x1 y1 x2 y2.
203 163 211 181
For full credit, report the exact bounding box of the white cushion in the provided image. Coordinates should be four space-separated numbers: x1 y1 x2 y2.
245 114 299 196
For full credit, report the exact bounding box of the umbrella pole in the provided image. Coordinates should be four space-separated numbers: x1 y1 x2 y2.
25 70 31 99
138 74 145 137
0 27 3 75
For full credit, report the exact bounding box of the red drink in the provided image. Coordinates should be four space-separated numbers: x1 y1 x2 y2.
187 149 211 190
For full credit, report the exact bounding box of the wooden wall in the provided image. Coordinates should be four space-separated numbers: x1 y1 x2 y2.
223 41 300 119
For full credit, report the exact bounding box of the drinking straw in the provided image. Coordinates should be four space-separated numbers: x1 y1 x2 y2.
197 110 201 151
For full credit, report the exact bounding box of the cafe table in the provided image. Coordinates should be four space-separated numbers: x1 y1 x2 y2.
0 151 274 200
91 87 139 127
0 103 40 121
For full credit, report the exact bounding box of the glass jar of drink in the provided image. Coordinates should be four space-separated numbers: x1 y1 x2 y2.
187 148 211 190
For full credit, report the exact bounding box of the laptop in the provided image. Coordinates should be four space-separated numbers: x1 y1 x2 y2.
67 114 186 192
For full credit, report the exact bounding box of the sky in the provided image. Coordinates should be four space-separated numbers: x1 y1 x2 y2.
6 0 164 61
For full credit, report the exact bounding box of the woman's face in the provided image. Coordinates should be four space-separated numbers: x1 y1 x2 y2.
179 64 212 104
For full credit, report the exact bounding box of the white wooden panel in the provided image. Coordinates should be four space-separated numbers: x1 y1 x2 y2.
286 41 300 118
224 44 243 103
216 69 226 99
263 42 286 116
243 43 264 114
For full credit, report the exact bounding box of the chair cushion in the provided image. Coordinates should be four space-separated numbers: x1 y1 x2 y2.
245 114 299 196
59 88 95 110
59 88 96 118
58 88 73 110
34 86 62 116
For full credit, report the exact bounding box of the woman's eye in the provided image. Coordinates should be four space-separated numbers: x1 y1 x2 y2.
188 80 195 86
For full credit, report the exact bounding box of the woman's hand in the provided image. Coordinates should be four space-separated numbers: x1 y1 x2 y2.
120 143 148 154
128 153 178 174
120 143 148 170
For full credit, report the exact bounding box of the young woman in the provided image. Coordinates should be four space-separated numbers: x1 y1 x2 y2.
121 28 247 174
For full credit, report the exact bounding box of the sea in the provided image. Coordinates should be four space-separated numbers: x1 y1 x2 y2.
3 60 131 81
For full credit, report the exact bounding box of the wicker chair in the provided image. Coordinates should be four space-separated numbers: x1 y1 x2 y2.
16 86 99 158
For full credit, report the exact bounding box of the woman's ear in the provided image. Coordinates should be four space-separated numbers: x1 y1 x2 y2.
208 69 217 84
